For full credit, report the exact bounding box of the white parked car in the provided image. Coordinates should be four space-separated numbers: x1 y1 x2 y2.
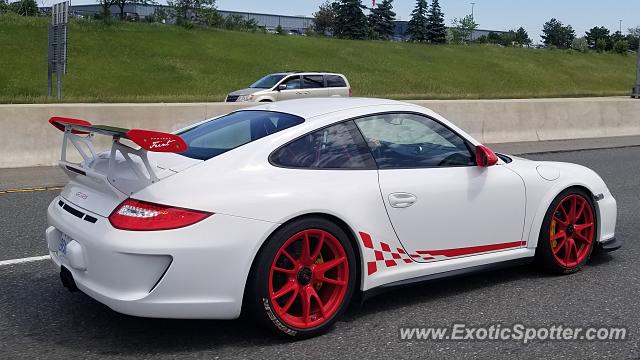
225 71 351 103
46 98 619 338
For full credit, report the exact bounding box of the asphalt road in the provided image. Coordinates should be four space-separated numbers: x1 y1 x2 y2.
1 146 639 359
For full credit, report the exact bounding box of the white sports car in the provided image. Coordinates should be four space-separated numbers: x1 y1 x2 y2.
46 98 619 338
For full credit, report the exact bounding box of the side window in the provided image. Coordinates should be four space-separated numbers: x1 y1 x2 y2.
302 75 324 89
281 76 301 90
326 75 347 88
354 113 475 169
271 121 376 169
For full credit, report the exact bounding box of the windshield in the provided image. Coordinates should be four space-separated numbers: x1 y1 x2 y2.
178 111 305 160
249 74 287 89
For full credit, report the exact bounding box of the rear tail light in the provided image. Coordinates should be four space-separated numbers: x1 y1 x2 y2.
109 199 212 231
348 87 353 97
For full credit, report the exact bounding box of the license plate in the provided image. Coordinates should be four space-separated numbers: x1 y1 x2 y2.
58 233 72 256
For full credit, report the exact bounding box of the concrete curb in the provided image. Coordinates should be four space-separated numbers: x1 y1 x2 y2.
1 97 639 168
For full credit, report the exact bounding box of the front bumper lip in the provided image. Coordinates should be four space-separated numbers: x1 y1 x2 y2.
598 237 621 252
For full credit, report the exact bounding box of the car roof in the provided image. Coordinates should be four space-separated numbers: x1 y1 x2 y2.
244 97 418 119
271 71 345 76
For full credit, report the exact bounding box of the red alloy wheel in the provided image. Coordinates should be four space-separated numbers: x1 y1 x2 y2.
268 229 349 329
549 194 595 268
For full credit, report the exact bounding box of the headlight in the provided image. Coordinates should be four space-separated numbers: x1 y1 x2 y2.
237 95 255 102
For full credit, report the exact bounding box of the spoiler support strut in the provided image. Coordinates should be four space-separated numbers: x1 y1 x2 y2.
51 117 187 193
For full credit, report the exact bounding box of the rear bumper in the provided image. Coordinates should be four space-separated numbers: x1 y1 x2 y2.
46 196 277 319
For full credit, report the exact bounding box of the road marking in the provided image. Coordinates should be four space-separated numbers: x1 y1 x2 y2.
0 255 51 266
0 186 63 195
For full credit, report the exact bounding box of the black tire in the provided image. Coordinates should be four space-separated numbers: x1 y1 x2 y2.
259 99 273 102
535 188 597 274
245 217 357 339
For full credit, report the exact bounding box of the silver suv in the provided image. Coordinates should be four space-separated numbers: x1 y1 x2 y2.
225 72 352 103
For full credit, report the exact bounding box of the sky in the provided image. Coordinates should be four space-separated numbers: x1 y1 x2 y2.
53 0 640 44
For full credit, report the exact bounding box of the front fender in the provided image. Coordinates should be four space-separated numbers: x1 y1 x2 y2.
505 159 616 249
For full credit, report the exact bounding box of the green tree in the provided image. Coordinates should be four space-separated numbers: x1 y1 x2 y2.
168 0 217 26
115 0 155 20
514 27 532 47
200 7 224 27
313 1 337 35
609 30 625 51
0 0 10 14
613 39 630 55
627 26 640 51
15 0 38 16
541 18 575 49
585 26 610 49
450 15 478 44
334 0 368 39
426 0 446 43
486 31 502 44
276 24 285 35
98 0 118 22
595 38 607 53
571 37 588 52
499 30 517 46
368 0 396 40
406 0 428 42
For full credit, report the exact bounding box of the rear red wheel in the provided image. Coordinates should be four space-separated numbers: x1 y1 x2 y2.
247 218 356 338
537 189 597 274
268 229 349 329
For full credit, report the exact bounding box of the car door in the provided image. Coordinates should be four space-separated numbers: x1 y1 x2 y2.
302 74 329 98
354 113 526 262
276 75 303 101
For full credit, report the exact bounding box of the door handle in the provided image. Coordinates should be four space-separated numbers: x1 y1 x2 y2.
388 193 417 208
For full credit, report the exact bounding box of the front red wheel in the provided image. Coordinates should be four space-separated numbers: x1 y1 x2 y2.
537 189 597 274
549 194 595 267
247 218 356 338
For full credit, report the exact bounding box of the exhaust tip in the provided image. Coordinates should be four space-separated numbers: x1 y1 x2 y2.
60 266 79 292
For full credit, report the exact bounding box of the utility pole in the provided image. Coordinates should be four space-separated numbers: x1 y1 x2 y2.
619 20 622 33
470 2 475 18
633 40 640 98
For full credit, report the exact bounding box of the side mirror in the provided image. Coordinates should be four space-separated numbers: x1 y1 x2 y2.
277 84 287 91
475 145 498 167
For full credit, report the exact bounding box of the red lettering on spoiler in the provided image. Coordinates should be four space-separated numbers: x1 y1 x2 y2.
127 129 188 153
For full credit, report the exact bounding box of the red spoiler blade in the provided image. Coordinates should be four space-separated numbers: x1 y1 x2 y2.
49 117 188 153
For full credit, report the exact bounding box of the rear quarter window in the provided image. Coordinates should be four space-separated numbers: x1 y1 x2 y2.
179 111 304 160
326 75 347 88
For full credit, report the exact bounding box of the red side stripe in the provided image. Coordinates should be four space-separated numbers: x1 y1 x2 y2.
403 258 413 263
397 248 406 254
374 250 384 261
380 242 391 252
360 232 374 249
416 241 524 257
391 253 401 259
385 260 397 267
367 261 377 275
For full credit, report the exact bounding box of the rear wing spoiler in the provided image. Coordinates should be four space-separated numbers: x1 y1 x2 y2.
49 116 188 187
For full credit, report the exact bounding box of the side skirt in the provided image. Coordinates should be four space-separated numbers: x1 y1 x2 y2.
359 257 534 303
